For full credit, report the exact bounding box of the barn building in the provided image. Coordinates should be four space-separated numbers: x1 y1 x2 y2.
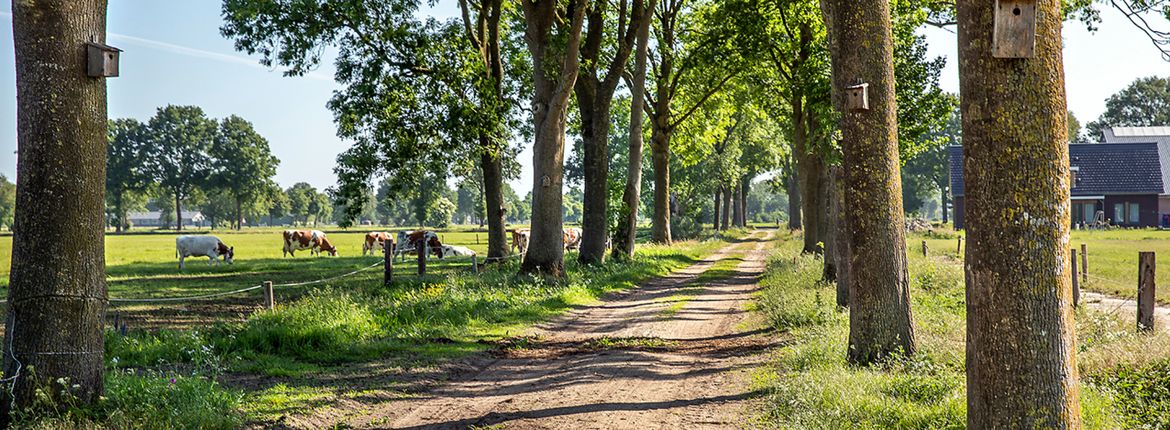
950 128 1170 230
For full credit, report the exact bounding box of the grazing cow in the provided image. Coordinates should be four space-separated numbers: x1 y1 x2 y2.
510 228 531 255
362 232 393 256
283 229 338 257
395 230 443 260
439 245 477 258
176 235 233 270
563 227 583 250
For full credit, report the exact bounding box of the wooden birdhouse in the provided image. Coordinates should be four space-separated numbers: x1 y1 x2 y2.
86 42 121 78
845 83 869 111
992 0 1037 58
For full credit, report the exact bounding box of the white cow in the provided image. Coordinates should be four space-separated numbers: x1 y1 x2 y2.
176 235 234 270
439 245 477 258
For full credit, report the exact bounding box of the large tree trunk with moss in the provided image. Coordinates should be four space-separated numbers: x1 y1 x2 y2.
3 0 109 419
823 0 916 365
612 0 655 260
958 0 1082 426
520 0 587 275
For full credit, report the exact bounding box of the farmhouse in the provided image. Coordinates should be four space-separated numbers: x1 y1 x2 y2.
125 210 206 228
951 135 1170 229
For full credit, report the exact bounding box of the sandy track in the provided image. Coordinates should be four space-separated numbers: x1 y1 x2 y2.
335 231 779 429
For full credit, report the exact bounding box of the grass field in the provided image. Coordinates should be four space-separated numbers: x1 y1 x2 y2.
916 227 1170 303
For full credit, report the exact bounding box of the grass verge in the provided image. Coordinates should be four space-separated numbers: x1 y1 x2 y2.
753 234 1170 429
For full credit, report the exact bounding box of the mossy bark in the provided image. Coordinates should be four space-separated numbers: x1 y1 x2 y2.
822 0 917 365
958 0 1082 426
4 0 110 418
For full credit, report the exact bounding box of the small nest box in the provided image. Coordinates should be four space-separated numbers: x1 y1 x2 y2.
992 0 1037 58
86 42 122 78
845 83 869 111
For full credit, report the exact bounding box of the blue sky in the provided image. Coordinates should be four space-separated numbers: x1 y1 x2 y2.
0 2 1168 192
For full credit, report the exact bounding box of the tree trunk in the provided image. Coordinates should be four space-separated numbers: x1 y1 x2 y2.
482 149 508 261
612 0 654 260
712 188 722 230
235 196 243 230
794 97 824 254
739 177 750 227
833 166 851 307
4 0 109 418
823 0 916 365
721 185 732 230
958 0 1081 426
649 125 672 244
520 0 587 275
939 180 949 224
786 168 801 230
576 0 648 265
731 183 742 229
114 192 125 233
577 80 611 264
174 189 183 231
823 168 838 282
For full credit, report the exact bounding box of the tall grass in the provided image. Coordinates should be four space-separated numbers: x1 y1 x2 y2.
753 235 1167 429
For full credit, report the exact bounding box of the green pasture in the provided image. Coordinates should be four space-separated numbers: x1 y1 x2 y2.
916 228 1170 303
0 228 497 297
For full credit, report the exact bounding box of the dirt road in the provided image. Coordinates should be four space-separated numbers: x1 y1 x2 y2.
335 230 779 429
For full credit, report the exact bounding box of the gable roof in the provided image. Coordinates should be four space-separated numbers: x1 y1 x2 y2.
950 143 1164 197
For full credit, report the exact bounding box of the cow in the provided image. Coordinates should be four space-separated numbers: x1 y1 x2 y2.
563 227 583 250
282 229 338 257
176 235 233 270
510 228 531 255
362 232 393 256
439 245 477 258
395 230 443 260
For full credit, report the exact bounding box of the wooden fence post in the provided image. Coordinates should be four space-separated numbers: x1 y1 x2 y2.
384 239 394 286
1139 251 1156 332
263 281 275 310
1071 249 1079 309
957 237 963 254
1081 243 1088 284
472 254 479 274
922 240 928 257
417 238 427 276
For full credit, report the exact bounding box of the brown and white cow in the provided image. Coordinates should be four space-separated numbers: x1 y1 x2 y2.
362 231 393 256
176 235 233 270
510 228 531 255
563 227 583 250
282 229 338 257
395 230 443 260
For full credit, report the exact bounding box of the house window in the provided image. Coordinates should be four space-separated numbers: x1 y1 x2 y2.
1115 203 1125 223
1129 202 1140 224
1070 167 1079 188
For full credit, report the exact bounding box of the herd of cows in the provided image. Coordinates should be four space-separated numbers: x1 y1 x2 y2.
173 227 586 270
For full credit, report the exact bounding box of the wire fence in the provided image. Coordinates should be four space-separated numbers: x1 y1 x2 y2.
107 247 527 305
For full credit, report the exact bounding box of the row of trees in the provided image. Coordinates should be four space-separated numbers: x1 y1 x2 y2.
7 0 1156 424
106 105 279 231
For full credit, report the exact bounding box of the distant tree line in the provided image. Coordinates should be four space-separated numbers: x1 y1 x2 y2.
106 105 280 231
